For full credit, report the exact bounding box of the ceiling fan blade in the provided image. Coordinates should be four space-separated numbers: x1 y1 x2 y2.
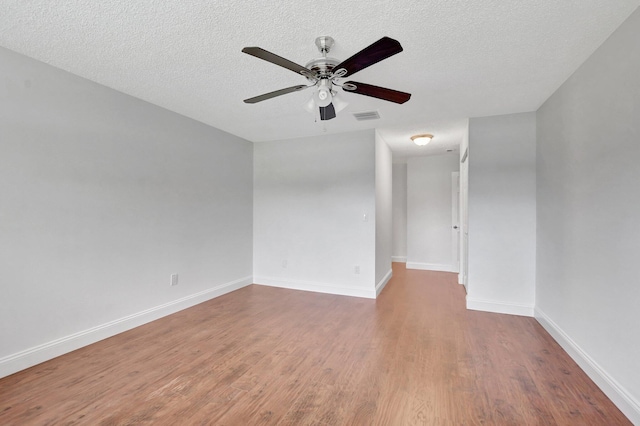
244 85 311 104
319 103 336 120
343 81 411 104
242 47 316 79
334 37 403 78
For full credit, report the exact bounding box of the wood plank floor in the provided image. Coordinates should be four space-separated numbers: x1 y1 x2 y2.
0 263 630 425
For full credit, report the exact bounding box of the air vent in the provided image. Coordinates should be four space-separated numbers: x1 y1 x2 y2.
353 111 380 121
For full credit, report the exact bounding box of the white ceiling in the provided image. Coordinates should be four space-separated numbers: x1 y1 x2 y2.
1 1 638 156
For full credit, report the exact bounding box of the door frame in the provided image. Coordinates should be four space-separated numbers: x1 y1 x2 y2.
451 172 460 274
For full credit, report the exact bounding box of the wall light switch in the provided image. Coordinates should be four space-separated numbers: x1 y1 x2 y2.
170 274 178 286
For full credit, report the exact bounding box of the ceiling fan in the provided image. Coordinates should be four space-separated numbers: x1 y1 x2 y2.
242 36 411 120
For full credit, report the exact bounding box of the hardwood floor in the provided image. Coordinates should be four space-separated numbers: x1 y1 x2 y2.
0 263 630 425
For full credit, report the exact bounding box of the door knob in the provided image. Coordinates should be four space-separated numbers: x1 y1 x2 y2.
453 226 459 229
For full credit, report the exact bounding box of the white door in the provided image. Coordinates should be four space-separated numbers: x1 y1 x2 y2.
451 172 460 273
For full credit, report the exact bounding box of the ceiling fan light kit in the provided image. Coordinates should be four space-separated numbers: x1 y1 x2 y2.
242 36 411 121
314 79 333 107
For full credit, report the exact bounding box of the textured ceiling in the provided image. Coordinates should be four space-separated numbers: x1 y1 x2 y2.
1 1 638 155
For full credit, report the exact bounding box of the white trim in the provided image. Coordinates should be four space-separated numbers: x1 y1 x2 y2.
254 276 376 299
391 256 407 263
376 269 393 297
466 296 534 317
535 308 640 424
458 273 464 285
0 276 253 379
406 262 454 272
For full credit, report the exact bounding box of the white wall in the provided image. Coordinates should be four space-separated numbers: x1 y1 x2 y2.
536 7 640 423
406 154 459 272
253 130 377 298
459 122 470 288
391 163 407 262
375 132 393 294
0 47 253 377
467 112 536 317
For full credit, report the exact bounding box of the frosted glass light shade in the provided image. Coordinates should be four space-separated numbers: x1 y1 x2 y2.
411 133 433 146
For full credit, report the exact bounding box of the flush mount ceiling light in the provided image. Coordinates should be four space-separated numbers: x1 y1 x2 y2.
411 133 433 146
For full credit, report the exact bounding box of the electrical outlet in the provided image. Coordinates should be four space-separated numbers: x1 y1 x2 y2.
170 274 178 286
354 266 360 274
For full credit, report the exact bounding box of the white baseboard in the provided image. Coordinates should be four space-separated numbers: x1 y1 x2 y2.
535 308 640 424
0 276 253 379
391 256 407 263
458 273 463 285
254 276 376 299
466 296 534 317
376 269 393 297
406 262 454 272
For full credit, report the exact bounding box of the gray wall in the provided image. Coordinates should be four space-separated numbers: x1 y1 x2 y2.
406 154 460 272
536 7 640 422
253 131 377 298
0 46 254 376
468 112 537 316
391 163 407 262
375 133 393 293
459 124 469 288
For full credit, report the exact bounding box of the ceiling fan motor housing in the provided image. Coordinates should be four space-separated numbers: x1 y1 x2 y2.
304 57 340 80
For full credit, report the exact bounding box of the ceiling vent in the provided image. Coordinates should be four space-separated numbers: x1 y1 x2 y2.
353 111 380 121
